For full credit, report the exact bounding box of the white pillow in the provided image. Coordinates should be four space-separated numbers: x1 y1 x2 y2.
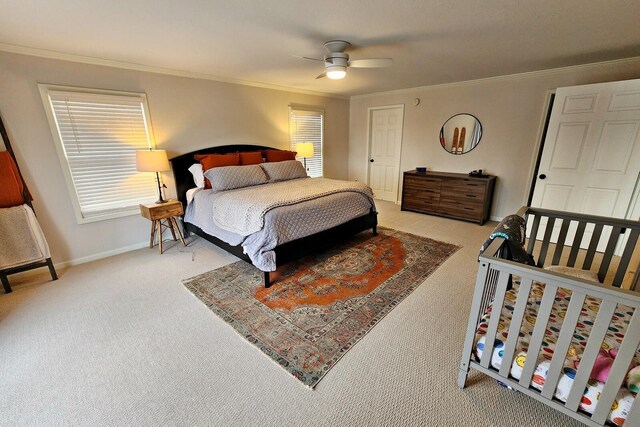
188 163 205 188
204 164 268 191
261 160 308 182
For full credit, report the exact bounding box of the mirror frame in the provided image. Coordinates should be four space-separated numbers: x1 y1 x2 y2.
439 113 483 155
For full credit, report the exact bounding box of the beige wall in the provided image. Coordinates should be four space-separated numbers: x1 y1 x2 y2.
0 51 350 265
349 59 640 220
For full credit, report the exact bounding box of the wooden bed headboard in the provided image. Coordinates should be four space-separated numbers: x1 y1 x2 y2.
169 145 281 207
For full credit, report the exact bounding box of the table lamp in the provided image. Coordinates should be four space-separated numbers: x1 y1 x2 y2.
136 149 170 204
296 142 314 171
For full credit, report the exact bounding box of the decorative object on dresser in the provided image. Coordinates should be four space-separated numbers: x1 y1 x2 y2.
139 200 186 254
401 170 496 225
136 149 171 203
183 227 459 388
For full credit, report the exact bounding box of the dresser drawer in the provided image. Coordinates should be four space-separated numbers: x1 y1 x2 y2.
438 199 483 220
402 198 439 213
440 190 484 203
441 179 486 196
404 175 442 191
403 188 440 202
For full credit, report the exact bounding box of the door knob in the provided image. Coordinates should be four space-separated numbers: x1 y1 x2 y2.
539 174 547 180
370 159 374 163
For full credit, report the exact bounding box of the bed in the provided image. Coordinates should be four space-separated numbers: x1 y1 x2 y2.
458 206 640 427
170 145 378 287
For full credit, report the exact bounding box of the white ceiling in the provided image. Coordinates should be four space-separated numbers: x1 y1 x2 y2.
1 0 639 97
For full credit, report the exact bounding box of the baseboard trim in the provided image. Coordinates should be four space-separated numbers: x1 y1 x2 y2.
57 241 150 269
5 241 148 282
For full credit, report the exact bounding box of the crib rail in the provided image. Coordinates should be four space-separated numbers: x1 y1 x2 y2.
519 206 640 290
460 244 640 426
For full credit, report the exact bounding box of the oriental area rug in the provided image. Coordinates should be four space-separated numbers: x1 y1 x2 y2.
182 227 459 388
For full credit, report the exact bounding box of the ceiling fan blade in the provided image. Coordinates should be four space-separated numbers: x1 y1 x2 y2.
292 55 325 62
316 71 327 79
348 58 393 68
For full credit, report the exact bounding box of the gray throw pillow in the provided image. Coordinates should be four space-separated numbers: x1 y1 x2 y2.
204 164 268 191
261 160 308 182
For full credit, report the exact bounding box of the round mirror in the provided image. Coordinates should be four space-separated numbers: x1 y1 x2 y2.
439 113 482 154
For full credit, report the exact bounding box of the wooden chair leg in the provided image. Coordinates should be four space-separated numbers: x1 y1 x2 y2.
1 273 11 293
46 258 58 281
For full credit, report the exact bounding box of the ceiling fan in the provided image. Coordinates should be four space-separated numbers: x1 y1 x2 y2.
298 40 393 80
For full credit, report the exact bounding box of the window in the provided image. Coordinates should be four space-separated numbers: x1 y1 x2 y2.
289 106 324 178
39 85 158 223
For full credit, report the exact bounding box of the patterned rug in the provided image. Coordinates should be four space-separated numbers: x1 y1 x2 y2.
182 227 459 388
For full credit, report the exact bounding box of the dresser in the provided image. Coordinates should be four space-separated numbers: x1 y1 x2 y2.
401 171 496 225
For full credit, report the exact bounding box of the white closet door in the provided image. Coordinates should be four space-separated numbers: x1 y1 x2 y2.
368 105 404 202
531 78 640 251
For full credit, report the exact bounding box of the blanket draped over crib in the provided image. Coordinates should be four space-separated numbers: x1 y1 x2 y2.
0 204 51 270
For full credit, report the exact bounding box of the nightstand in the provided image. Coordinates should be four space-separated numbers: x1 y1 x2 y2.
139 200 186 254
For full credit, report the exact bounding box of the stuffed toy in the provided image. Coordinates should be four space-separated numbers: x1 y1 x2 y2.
627 365 640 393
575 348 636 383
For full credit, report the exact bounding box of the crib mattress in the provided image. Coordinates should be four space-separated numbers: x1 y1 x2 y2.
474 280 638 426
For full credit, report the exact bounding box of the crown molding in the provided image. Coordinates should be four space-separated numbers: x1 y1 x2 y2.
3 42 639 102
0 43 349 100
350 56 640 100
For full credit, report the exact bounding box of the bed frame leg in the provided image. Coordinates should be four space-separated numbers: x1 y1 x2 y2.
373 225 378 236
264 271 271 288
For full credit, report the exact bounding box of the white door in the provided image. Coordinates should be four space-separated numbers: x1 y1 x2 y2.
368 105 404 202
531 79 640 250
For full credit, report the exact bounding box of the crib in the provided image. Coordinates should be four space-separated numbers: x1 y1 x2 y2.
458 206 640 427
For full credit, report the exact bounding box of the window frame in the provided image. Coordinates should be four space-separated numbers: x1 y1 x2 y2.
289 105 324 178
38 84 158 224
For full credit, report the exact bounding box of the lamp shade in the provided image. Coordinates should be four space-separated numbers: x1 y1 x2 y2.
136 149 170 172
296 142 314 159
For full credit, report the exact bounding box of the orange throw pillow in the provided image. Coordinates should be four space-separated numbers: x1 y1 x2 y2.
239 151 263 165
0 151 27 208
194 153 240 189
263 150 297 162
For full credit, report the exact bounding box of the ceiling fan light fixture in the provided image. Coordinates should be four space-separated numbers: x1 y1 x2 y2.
326 65 346 80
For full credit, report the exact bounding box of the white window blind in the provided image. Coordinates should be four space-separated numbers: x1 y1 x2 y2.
289 107 324 178
41 87 158 223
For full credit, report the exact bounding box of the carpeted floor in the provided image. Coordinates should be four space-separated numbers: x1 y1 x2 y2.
0 201 583 426
183 228 459 387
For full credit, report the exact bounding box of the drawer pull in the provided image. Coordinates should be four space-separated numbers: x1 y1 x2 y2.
464 207 474 211
465 194 478 198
